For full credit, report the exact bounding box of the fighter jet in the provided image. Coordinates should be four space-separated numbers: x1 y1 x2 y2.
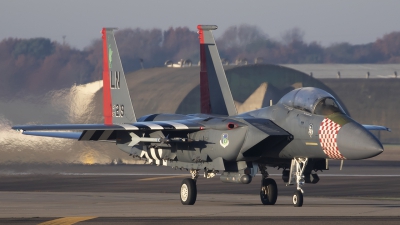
12 25 390 207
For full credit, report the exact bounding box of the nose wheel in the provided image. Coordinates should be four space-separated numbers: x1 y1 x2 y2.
292 190 303 207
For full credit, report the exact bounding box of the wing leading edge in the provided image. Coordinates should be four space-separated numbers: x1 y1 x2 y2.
22 131 82 140
12 120 205 140
12 120 203 131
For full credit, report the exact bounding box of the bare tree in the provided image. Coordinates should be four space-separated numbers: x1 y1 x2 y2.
281 27 305 45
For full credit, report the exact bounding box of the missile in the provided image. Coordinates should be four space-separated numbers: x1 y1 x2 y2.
128 133 191 146
128 133 160 146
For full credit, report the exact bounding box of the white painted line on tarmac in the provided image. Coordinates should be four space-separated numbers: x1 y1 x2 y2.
1 172 400 177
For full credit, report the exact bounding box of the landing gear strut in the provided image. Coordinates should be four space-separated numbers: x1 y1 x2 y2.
259 164 278 205
287 158 308 207
180 169 199 205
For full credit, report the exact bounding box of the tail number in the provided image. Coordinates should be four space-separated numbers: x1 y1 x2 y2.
110 71 121 89
113 104 124 117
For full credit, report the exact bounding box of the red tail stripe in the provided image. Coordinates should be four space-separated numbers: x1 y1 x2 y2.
102 28 112 125
198 25 211 114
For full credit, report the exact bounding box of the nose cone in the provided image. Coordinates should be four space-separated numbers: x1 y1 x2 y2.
337 122 383 159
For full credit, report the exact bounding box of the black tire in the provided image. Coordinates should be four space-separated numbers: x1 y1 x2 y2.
180 178 197 205
292 190 303 207
260 178 278 205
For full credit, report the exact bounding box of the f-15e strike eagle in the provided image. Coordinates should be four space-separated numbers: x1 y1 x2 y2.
13 25 390 207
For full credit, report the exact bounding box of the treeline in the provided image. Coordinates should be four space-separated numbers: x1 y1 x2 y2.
0 38 94 97
1 25 400 96
216 25 400 64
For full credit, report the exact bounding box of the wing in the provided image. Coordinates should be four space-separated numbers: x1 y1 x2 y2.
22 131 82 140
12 120 204 141
362 125 391 132
11 28 204 143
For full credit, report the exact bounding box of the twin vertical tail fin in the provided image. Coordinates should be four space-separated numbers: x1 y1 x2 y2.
101 25 235 122
198 25 237 116
102 28 136 124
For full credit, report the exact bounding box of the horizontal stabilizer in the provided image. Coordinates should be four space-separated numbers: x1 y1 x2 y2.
362 125 391 132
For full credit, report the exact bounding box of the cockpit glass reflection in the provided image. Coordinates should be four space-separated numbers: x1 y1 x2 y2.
314 97 344 116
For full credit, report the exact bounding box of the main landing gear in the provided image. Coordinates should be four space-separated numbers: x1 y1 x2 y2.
259 164 278 205
179 159 309 207
287 157 308 207
180 169 199 205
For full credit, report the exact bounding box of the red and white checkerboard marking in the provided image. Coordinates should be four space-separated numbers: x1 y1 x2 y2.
319 118 346 160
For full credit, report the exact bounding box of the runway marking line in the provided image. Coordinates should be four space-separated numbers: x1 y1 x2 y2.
139 175 188 181
38 217 97 225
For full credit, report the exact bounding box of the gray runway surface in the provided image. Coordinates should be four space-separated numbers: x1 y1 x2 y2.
0 160 399 224
1 217 400 225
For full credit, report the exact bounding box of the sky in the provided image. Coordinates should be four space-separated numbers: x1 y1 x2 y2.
1 0 399 49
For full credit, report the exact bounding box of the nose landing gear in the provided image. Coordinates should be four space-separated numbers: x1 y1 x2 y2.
287 157 308 207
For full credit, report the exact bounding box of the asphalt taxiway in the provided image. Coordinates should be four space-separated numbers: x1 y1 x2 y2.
0 160 398 224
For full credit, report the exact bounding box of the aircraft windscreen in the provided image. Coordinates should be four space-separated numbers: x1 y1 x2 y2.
278 87 346 116
313 97 344 116
277 89 299 108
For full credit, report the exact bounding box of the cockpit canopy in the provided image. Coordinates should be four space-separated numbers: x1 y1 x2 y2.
278 87 346 116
